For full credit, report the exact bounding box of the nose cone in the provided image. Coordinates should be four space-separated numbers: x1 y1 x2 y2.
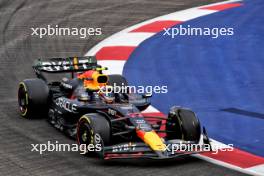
137 130 166 151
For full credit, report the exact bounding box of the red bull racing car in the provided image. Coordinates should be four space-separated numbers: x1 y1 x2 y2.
17 56 211 159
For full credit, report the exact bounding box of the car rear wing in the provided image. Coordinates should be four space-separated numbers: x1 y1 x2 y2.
32 56 107 81
33 56 99 73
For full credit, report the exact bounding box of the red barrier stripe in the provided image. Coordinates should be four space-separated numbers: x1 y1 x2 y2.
200 3 242 11
201 148 264 168
96 46 136 60
130 20 182 33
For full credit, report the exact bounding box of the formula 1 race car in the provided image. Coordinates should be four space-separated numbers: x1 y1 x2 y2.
18 56 211 159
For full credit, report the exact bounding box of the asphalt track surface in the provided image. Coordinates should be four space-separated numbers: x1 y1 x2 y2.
0 0 249 176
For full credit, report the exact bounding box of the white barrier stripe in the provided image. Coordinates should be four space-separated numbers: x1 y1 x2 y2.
97 60 125 75
246 164 264 176
155 9 216 21
142 106 161 113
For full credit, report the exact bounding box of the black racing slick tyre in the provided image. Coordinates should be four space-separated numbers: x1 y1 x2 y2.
18 79 49 118
107 74 128 87
77 113 110 156
166 106 201 143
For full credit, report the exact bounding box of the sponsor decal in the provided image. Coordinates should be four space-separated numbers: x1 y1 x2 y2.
112 143 137 152
61 82 73 89
56 98 77 113
94 133 102 144
108 109 117 116
41 60 91 72
135 119 146 124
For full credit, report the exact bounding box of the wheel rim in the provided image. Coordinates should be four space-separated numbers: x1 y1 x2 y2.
78 121 92 145
82 130 88 142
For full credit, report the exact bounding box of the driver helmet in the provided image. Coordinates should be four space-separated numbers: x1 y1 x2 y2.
78 70 108 91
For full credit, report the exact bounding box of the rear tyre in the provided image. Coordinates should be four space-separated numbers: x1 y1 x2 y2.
18 79 49 118
77 113 110 156
166 106 201 143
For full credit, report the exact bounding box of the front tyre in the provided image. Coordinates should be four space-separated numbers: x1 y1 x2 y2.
166 106 201 143
77 113 110 156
